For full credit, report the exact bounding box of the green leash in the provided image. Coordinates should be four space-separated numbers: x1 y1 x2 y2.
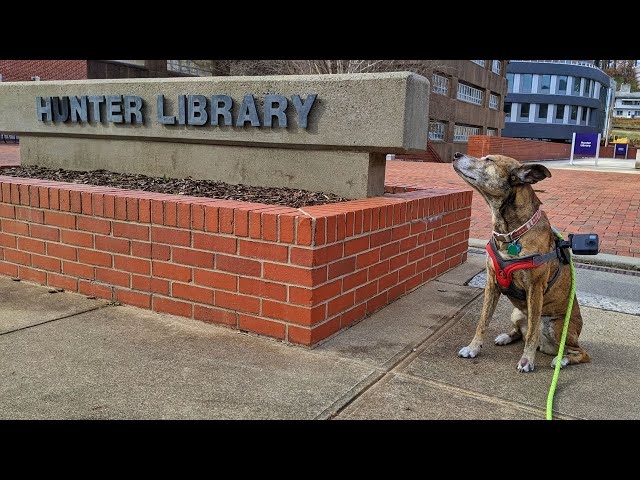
545 231 576 420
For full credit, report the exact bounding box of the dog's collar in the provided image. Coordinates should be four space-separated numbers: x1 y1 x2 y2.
492 208 542 244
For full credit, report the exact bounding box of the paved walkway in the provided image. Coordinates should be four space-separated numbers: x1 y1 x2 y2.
387 160 640 258
2 144 638 257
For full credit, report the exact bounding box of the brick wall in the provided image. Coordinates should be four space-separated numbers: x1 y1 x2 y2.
0 60 87 81
468 135 638 161
0 176 471 346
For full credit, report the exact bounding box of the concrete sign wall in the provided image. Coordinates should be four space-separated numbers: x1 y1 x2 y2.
0 72 429 198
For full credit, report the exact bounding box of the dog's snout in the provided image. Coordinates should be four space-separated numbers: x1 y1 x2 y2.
453 152 465 160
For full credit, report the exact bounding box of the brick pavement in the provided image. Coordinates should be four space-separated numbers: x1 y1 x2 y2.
1 145 638 258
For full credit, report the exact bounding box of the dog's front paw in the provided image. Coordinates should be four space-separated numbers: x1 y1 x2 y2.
517 357 535 372
551 356 569 369
495 333 513 345
458 345 481 358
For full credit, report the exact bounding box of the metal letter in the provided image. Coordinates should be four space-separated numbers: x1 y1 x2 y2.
69 96 88 122
87 95 105 122
123 95 143 124
264 95 288 128
177 95 186 125
292 94 317 129
188 95 208 126
211 95 233 126
36 96 52 122
52 96 70 122
106 95 123 123
157 95 175 125
236 95 260 127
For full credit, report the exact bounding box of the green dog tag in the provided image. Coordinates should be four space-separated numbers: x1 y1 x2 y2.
507 243 521 255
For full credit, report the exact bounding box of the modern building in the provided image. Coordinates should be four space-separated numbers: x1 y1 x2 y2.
613 83 640 118
502 60 614 142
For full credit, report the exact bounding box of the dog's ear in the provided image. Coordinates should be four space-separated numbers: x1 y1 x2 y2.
510 164 552 185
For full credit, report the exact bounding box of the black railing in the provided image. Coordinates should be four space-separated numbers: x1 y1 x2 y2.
1 134 19 144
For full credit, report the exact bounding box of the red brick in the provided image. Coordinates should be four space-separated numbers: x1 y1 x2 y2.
327 291 355 317
405 273 423 292
61 230 93 248
239 277 286 301
63 261 95 279
368 260 390 281
2 219 29 236
411 221 427 234
193 269 237 291
4 249 30 265
354 210 363 235
48 241 78 261
433 226 447 240
314 217 326 246
1 184 10 204
16 207 43 224
151 226 190 246
152 261 192 282
47 272 78 291
139 199 151 224
340 303 367 328
366 291 388 314
176 202 190 228
355 280 378 303
344 236 369 256
151 278 170 295
163 200 177 226
151 199 164 224
172 282 213 304
289 279 341 306
18 266 47 284
78 281 113 300
400 236 418 252
70 190 82 213
18 237 45 254
19 184 30 206
263 263 326 287
194 305 237 326
392 224 411 241
151 243 171 261
328 257 356 280
262 213 278 241
234 209 249 237
81 191 92 215
262 300 325 325
44 211 75 229
172 247 214 268
78 249 112 267
91 193 104 216
219 207 234 234
363 208 372 232
114 196 127 220
0 262 18 277
288 317 341 346
131 275 151 292
114 255 150 275
29 187 40 208
77 216 111 234
115 289 151 309
297 217 312 245
153 297 193 318
398 263 416 283
408 245 425 263
249 211 261 239
0 232 16 248
95 235 130 254
131 241 151 258
379 271 399 291
191 204 205 231
238 315 285 340
345 211 355 237
95 267 130 287
388 283 406 302
336 214 346 241
216 291 260 314
216 254 261 277
204 205 219 232
279 215 295 244
58 189 71 211
343 270 368 291
193 232 237 253
356 249 380 269
239 239 288 262
0 204 15 219
326 216 336 243
370 229 392 248
10 184 19 204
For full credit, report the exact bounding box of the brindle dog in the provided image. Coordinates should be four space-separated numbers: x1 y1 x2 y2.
452 153 590 372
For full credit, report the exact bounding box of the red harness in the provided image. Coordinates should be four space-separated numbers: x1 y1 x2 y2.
486 241 543 289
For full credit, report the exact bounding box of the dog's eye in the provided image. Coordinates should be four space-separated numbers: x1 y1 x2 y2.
485 157 495 162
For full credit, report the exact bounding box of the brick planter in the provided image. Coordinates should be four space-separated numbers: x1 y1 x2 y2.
0 175 472 346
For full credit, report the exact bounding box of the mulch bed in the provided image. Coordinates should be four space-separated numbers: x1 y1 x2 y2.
0 166 350 208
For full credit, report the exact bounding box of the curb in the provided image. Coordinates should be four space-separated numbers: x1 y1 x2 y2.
468 238 640 272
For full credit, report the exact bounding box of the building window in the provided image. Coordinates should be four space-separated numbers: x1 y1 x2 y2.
432 73 449 95
589 80 595 98
428 121 446 141
457 83 484 105
491 60 501 75
167 60 213 76
538 104 548 120
583 108 589 122
555 104 565 123
111 60 145 67
616 110 623 115
520 74 533 93
539 74 551 93
572 77 582 96
507 73 514 93
570 105 578 122
519 103 530 121
504 102 512 120
489 93 499 110
471 60 486 67
557 76 568 94
487 128 498 136
453 125 481 142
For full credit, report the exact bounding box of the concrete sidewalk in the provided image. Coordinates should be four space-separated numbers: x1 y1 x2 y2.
2 251 638 420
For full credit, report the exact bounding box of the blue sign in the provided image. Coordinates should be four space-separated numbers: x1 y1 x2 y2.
615 144 628 157
573 133 599 155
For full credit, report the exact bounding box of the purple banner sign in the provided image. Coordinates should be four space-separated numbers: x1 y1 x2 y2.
573 133 599 155
615 144 628 156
